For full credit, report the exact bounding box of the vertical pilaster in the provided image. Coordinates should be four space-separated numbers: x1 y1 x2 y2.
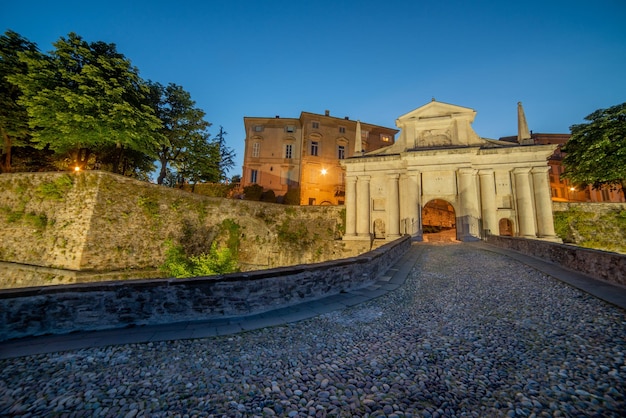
478 169 497 236
356 175 371 238
387 174 401 239
401 170 421 238
344 176 357 237
532 166 558 239
458 168 480 240
513 167 537 238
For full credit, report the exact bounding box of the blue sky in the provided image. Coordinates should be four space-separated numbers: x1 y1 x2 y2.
3 0 625 177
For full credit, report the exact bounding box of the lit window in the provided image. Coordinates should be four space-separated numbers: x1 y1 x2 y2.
252 142 260 157
251 169 258 183
338 145 345 160
381 134 391 142
339 126 346 134
311 141 319 156
285 144 293 159
312 121 319 129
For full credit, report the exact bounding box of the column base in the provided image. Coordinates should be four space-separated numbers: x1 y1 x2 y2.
537 235 563 243
342 234 370 241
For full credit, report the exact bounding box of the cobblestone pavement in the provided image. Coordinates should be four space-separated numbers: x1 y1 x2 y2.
1 243 625 417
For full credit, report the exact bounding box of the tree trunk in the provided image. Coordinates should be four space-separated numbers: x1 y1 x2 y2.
1 128 12 173
112 144 124 174
157 158 168 185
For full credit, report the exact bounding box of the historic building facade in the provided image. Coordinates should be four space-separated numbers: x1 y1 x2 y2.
501 133 625 203
242 111 398 205
342 100 561 242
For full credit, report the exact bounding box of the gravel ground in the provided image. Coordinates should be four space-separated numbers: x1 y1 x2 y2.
1 244 625 417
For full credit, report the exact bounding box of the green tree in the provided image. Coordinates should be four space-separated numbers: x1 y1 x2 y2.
0 30 39 173
213 126 235 180
148 81 211 185
562 103 626 200
8 32 163 170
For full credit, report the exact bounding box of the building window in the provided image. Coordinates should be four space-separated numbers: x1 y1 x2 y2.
312 121 319 129
254 125 264 132
252 142 260 157
337 145 345 160
285 144 293 159
250 169 258 184
285 125 296 133
310 169 317 183
381 134 391 142
362 130 369 140
311 141 319 156
339 126 346 134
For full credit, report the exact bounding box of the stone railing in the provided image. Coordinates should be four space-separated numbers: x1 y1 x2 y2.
484 235 626 287
0 236 411 342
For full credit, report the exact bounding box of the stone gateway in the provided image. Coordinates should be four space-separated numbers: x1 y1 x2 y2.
342 100 560 242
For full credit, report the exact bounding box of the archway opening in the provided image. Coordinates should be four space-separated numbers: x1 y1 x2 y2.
422 199 457 242
499 218 513 236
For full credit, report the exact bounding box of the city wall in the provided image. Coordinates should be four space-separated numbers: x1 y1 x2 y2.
0 172 374 288
485 235 626 287
0 236 410 341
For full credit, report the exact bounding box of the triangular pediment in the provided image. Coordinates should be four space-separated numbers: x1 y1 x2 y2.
396 100 477 124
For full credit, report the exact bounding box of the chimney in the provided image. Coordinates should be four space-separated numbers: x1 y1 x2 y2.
275 115 280 118
325 110 330 116
344 116 349 120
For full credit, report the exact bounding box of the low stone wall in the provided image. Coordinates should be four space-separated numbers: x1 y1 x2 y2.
485 235 626 286
0 236 410 341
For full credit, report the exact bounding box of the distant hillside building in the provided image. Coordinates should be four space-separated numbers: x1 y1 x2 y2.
500 133 625 203
241 111 398 205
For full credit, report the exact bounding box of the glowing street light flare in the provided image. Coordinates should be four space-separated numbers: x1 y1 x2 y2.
321 168 327 175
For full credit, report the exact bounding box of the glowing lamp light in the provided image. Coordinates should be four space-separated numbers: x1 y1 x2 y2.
74 166 80 172
321 168 327 175
569 187 575 191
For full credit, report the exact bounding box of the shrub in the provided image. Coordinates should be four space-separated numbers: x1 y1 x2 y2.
160 240 239 278
261 190 276 202
243 184 263 201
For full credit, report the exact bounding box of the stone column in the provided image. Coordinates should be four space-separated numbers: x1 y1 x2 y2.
532 166 558 239
401 170 421 239
458 168 480 241
356 175 371 238
513 167 537 238
344 176 357 237
386 174 401 239
478 169 497 236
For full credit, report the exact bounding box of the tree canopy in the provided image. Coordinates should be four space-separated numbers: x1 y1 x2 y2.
148 81 211 185
0 30 236 184
562 103 626 199
8 32 164 170
0 30 38 172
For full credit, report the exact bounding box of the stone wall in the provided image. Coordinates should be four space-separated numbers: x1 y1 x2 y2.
0 172 376 288
485 235 626 286
0 236 411 341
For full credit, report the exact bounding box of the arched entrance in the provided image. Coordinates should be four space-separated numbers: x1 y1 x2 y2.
422 199 457 242
499 218 513 236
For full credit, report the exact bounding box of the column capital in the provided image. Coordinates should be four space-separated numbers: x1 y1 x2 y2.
531 166 550 174
386 173 400 180
478 169 494 176
458 167 478 176
512 167 532 174
357 175 371 182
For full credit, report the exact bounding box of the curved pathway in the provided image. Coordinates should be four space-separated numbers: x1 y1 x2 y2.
1 243 625 416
